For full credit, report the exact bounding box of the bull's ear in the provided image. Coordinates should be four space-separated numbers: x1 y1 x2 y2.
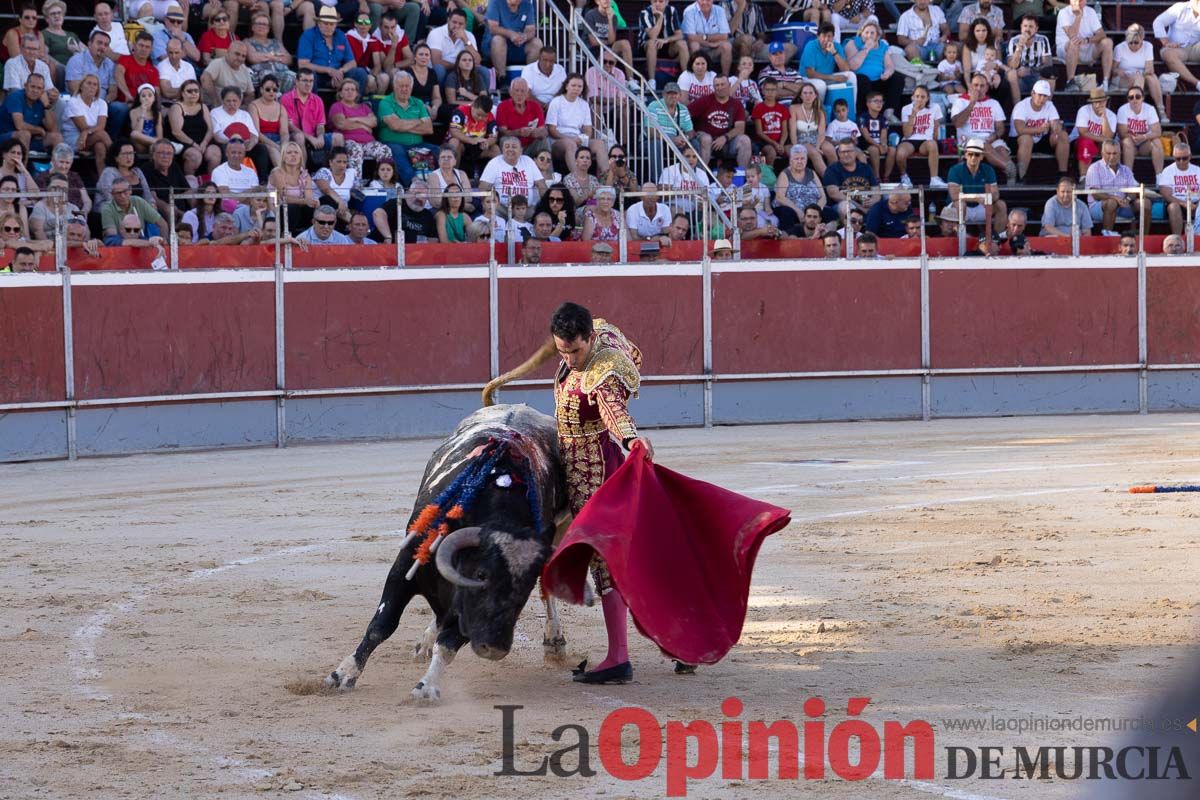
436 527 486 588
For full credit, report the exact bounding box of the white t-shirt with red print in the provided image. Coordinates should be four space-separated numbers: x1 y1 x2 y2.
1158 162 1200 203
1073 105 1117 140
1116 103 1159 138
949 94 1008 149
1010 97 1060 143
900 102 943 141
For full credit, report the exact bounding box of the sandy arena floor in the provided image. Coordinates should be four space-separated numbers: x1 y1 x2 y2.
2 413 1199 800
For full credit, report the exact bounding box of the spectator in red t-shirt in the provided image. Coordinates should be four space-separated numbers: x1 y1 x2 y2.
197 11 236 67
495 78 546 149
688 74 751 167
447 95 500 176
750 77 788 166
346 13 390 95
116 32 159 104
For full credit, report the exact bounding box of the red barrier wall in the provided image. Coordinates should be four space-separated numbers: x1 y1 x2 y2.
930 268 1139 369
285 277 490 389
7 259 1194 412
71 283 276 399
1147 266 1200 365
496 275 704 379
0 285 64 403
712 269 923 373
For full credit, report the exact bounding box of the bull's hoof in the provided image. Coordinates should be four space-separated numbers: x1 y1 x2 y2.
543 635 568 663
410 680 441 703
325 655 361 690
324 670 357 691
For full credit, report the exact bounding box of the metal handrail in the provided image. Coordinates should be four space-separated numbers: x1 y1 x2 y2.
1071 185 1150 258
541 1 735 240
168 187 281 271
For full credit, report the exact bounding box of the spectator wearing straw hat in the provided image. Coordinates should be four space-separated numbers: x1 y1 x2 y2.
946 138 1007 229
710 237 733 259
299 5 368 94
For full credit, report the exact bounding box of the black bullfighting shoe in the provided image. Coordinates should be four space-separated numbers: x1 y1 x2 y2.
571 659 633 684
673 660 697 675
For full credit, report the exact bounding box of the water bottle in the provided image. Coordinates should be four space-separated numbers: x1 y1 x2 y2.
929 201 937 219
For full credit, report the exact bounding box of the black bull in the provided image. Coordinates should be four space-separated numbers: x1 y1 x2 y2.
325 404 569 701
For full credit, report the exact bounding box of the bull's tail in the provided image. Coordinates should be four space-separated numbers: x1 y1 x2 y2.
481 337 557 406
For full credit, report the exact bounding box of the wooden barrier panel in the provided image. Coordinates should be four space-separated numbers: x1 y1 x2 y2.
284 276 491 389
0 285 64 404
711 268 923 373
1147 266 1200 365
930 267 1139 369
71 282 277 400
496 273 704 379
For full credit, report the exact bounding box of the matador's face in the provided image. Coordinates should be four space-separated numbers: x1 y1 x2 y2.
554 333 597 373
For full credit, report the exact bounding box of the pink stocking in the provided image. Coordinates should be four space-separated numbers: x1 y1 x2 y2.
594 589 630 671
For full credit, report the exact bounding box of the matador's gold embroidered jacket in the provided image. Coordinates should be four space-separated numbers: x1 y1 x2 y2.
553 319 642 515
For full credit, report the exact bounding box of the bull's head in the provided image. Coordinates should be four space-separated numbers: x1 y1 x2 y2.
436 525 549 659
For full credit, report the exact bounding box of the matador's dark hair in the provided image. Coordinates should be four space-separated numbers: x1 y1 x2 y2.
550 302 593 341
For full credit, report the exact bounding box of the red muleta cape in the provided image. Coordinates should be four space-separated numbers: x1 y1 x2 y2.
542 444 791 665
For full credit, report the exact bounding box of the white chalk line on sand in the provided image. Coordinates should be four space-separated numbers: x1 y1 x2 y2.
69 539 362 800
738 454 1200 495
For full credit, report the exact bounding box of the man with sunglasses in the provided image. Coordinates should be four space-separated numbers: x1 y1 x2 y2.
1157 141 1200 235
298 5 368 94
151 6 200 63
298 204 354 244
1117 86 1164 176
946 138 1007 230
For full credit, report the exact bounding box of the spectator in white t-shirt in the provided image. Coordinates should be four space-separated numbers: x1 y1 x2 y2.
1011 80 1068 181
897 86 945 188
426 9 481 80
546 73 608 173
210 137 260 195
625 181 672 245
1112 24 1165 118
520 47 566 106
1073 88 1116 179
1117 86 1165 176
1157 141 1200 234
478 136 548 209
896 0 949 63
156 38 196 103
1153 0 1200 92
950 74 1013 179
1056 0 1113 91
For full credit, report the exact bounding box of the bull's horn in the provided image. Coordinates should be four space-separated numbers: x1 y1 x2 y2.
435 526 486 588
481 338 557 406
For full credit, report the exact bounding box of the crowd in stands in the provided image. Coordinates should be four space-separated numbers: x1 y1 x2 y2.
2 0 1200 269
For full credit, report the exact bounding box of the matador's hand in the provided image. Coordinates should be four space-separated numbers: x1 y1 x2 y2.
631 436 654 462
